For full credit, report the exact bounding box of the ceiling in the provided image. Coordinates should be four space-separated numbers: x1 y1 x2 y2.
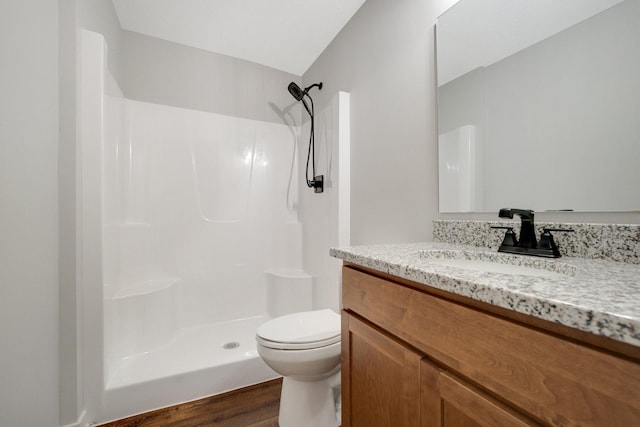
111 0 367 76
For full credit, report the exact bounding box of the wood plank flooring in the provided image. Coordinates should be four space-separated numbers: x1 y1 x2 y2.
99 379 282 427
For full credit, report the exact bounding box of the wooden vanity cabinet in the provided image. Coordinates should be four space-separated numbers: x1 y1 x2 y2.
342 313 422 426
341 265 640 427
343 312 537 427
421 359 540 427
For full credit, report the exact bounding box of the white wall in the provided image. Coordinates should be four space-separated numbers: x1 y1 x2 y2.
57 0 122 425
0 1 60 426
305 0 640 239
58 0 82 424
59 0 125 425
303 0 459 245
121 30 302 125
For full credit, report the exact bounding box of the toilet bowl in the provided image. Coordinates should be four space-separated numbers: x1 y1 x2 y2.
256 309 341 427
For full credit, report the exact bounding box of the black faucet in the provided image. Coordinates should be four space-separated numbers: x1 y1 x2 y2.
498 208 537 248
492 208 574 258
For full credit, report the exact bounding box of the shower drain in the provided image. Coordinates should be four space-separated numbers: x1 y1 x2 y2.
222 341 240 350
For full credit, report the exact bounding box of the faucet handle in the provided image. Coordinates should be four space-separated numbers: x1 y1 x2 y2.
491 226 518 247
538 228 575 252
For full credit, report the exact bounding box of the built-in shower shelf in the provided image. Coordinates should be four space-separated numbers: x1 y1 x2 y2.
264 268 312 279
111 277 181 299
105 277 182 371
201 218 241 224
265 269 313 317
104 222 151 228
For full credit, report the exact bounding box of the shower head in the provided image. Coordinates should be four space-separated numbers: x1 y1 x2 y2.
288 82 305 101
287 82 323 101
287 81 324 193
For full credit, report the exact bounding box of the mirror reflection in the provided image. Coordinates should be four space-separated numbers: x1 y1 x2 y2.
436 0 640 213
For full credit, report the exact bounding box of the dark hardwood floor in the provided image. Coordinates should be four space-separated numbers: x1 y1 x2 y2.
99 379 282 427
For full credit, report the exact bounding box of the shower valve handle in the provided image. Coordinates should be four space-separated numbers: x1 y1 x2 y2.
311 175 324 193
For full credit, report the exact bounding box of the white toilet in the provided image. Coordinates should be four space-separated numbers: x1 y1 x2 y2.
256 309 342 427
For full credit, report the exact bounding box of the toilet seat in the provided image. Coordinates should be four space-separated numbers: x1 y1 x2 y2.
256 309 341 350
256 334 340 350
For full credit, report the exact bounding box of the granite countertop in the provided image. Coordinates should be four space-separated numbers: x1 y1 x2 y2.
330 242 640 348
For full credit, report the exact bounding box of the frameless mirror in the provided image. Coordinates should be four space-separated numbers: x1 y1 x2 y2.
436 0 640 213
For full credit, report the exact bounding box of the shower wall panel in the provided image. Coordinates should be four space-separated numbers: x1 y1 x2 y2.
103 97 303 371
299 92 350 313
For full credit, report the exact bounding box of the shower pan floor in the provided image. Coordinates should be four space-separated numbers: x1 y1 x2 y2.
107 315 273 391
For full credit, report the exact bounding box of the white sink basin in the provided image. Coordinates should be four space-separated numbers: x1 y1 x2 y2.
419 249 575 278
429 258 566 278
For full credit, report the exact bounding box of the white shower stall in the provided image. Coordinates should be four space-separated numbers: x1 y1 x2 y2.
79 30 350 423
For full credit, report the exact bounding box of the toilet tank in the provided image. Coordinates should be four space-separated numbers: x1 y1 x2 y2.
265 269 313 318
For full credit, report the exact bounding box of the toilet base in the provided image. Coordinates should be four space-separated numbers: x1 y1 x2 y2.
279 370 341 427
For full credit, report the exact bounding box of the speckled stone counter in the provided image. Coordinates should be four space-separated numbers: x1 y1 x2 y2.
330 242 640 348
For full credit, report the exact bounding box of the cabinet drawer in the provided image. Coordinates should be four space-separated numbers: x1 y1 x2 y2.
343 266 640 426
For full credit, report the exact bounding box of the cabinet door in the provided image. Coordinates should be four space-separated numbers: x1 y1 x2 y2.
342 312 422 427
421 359 540 427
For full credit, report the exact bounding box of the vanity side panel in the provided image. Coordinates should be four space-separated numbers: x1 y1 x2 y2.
343 266 640 427
341 311 352 427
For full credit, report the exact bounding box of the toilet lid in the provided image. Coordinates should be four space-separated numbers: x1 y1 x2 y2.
256 309 341 350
